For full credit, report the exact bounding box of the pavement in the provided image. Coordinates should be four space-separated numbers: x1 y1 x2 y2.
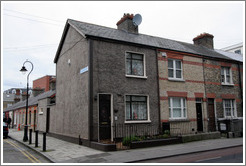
8 129 243 163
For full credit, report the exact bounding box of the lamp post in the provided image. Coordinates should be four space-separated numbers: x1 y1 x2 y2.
20 60 33 142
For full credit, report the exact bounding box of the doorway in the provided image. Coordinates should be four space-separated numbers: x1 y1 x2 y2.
98 94 111 140
207 98 216 131
196 98 203 132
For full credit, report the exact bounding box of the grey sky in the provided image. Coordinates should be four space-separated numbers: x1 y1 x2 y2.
1 1 244 91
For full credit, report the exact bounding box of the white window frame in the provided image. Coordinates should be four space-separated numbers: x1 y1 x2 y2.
124 94 151 123
168 59 183 81
125 51 147 79
221 66 233 85
39 107 43 115
169 97 187 119
223 99 237 118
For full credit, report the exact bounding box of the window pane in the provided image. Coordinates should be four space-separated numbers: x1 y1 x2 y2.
225 67 230 75
168 60 173 68
126 95 131 101
225 108 231 116
126 59 131 75
132 102 147 120
126 102 131 120
132 60 143 76
183 108 186 117
169 108 171 118
126 52 131 59
132 96 146 102
176 70 182 78
226 76 230 83
173 108 181 117
175 60 181 69
132 54 143 60
173 98 181 107
168 69 174 77
221 67 224 75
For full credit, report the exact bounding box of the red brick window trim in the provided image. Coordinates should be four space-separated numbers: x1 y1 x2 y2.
167 91 188 97
221 94 235 99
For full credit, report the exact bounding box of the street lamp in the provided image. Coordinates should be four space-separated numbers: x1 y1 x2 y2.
20 60 33 142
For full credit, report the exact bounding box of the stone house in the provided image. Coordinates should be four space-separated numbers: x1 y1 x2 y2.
52 14 243 146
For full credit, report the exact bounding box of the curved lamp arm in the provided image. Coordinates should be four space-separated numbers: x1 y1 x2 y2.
20 60 34 84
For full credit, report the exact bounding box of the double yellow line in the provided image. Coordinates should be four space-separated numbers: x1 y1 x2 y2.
4 139 41 163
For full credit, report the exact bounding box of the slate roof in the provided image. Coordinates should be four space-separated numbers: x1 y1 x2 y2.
3 90 56 112
55 19 242 63
215 49 243 62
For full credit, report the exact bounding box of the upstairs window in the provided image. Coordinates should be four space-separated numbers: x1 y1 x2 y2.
168 59 183 80
223 99 237 118
221 67 233 85
126 52 145 77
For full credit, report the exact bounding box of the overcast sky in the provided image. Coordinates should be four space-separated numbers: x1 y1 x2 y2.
1 1 244 91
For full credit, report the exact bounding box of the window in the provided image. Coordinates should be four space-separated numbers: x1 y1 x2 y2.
126 52 145 77
221 67 232 84
39 108 43 115
234 50 241 54
223 99 237 118
168 59 183 79
169 97 187 119
12 89 16 94
125 95 148 121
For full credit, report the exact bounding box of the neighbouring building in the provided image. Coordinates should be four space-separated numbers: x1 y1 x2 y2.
221 42 243 55
51 13 243 148
33 75 56 92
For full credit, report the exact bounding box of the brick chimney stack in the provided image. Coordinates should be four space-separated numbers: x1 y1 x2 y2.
116 13 138 34
193 33 214 49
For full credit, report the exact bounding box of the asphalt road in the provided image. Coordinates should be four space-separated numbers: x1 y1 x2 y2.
2 137 51 163
136 146 243 163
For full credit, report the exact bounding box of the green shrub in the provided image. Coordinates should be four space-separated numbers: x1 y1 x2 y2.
122 136 141 146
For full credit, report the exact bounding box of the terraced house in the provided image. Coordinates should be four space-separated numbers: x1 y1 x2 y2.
50 13 242 148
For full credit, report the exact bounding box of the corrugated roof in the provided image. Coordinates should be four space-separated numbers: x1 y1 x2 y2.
3 90 55 112
63 19 239 61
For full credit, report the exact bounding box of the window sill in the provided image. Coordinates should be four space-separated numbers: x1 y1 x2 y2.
126 75 148 79
168 78 185 82
124 120 151 124
218 117 239 120
39 112 43 115
221 83 234 86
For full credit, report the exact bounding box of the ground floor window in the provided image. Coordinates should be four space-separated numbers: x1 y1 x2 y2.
125 95 148 121
169 97 187 119
223 99 237 118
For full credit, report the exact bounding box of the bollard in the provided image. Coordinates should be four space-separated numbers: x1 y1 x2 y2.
43 133 46 151
29 129 32 144
35 130 39 147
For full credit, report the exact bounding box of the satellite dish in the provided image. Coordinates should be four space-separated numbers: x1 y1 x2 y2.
133 14 142 26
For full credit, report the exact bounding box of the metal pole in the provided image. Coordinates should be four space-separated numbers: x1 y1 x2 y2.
43 133 46 151
22 60 33 142
29 129 32 144
35 130 39 147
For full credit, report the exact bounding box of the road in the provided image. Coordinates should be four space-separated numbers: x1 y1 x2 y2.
135 146 243 163
3 138 51 163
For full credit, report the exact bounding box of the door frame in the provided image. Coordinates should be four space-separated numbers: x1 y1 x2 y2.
97 93 114 142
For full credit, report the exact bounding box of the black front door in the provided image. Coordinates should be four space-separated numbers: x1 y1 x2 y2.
208 98 216 132
196 98 203 132
99 94 111 140
46 108 50 133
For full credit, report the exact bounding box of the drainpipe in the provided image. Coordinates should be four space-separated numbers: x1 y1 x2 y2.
155 49 162 134
237 63 243 110
88 39 94 142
